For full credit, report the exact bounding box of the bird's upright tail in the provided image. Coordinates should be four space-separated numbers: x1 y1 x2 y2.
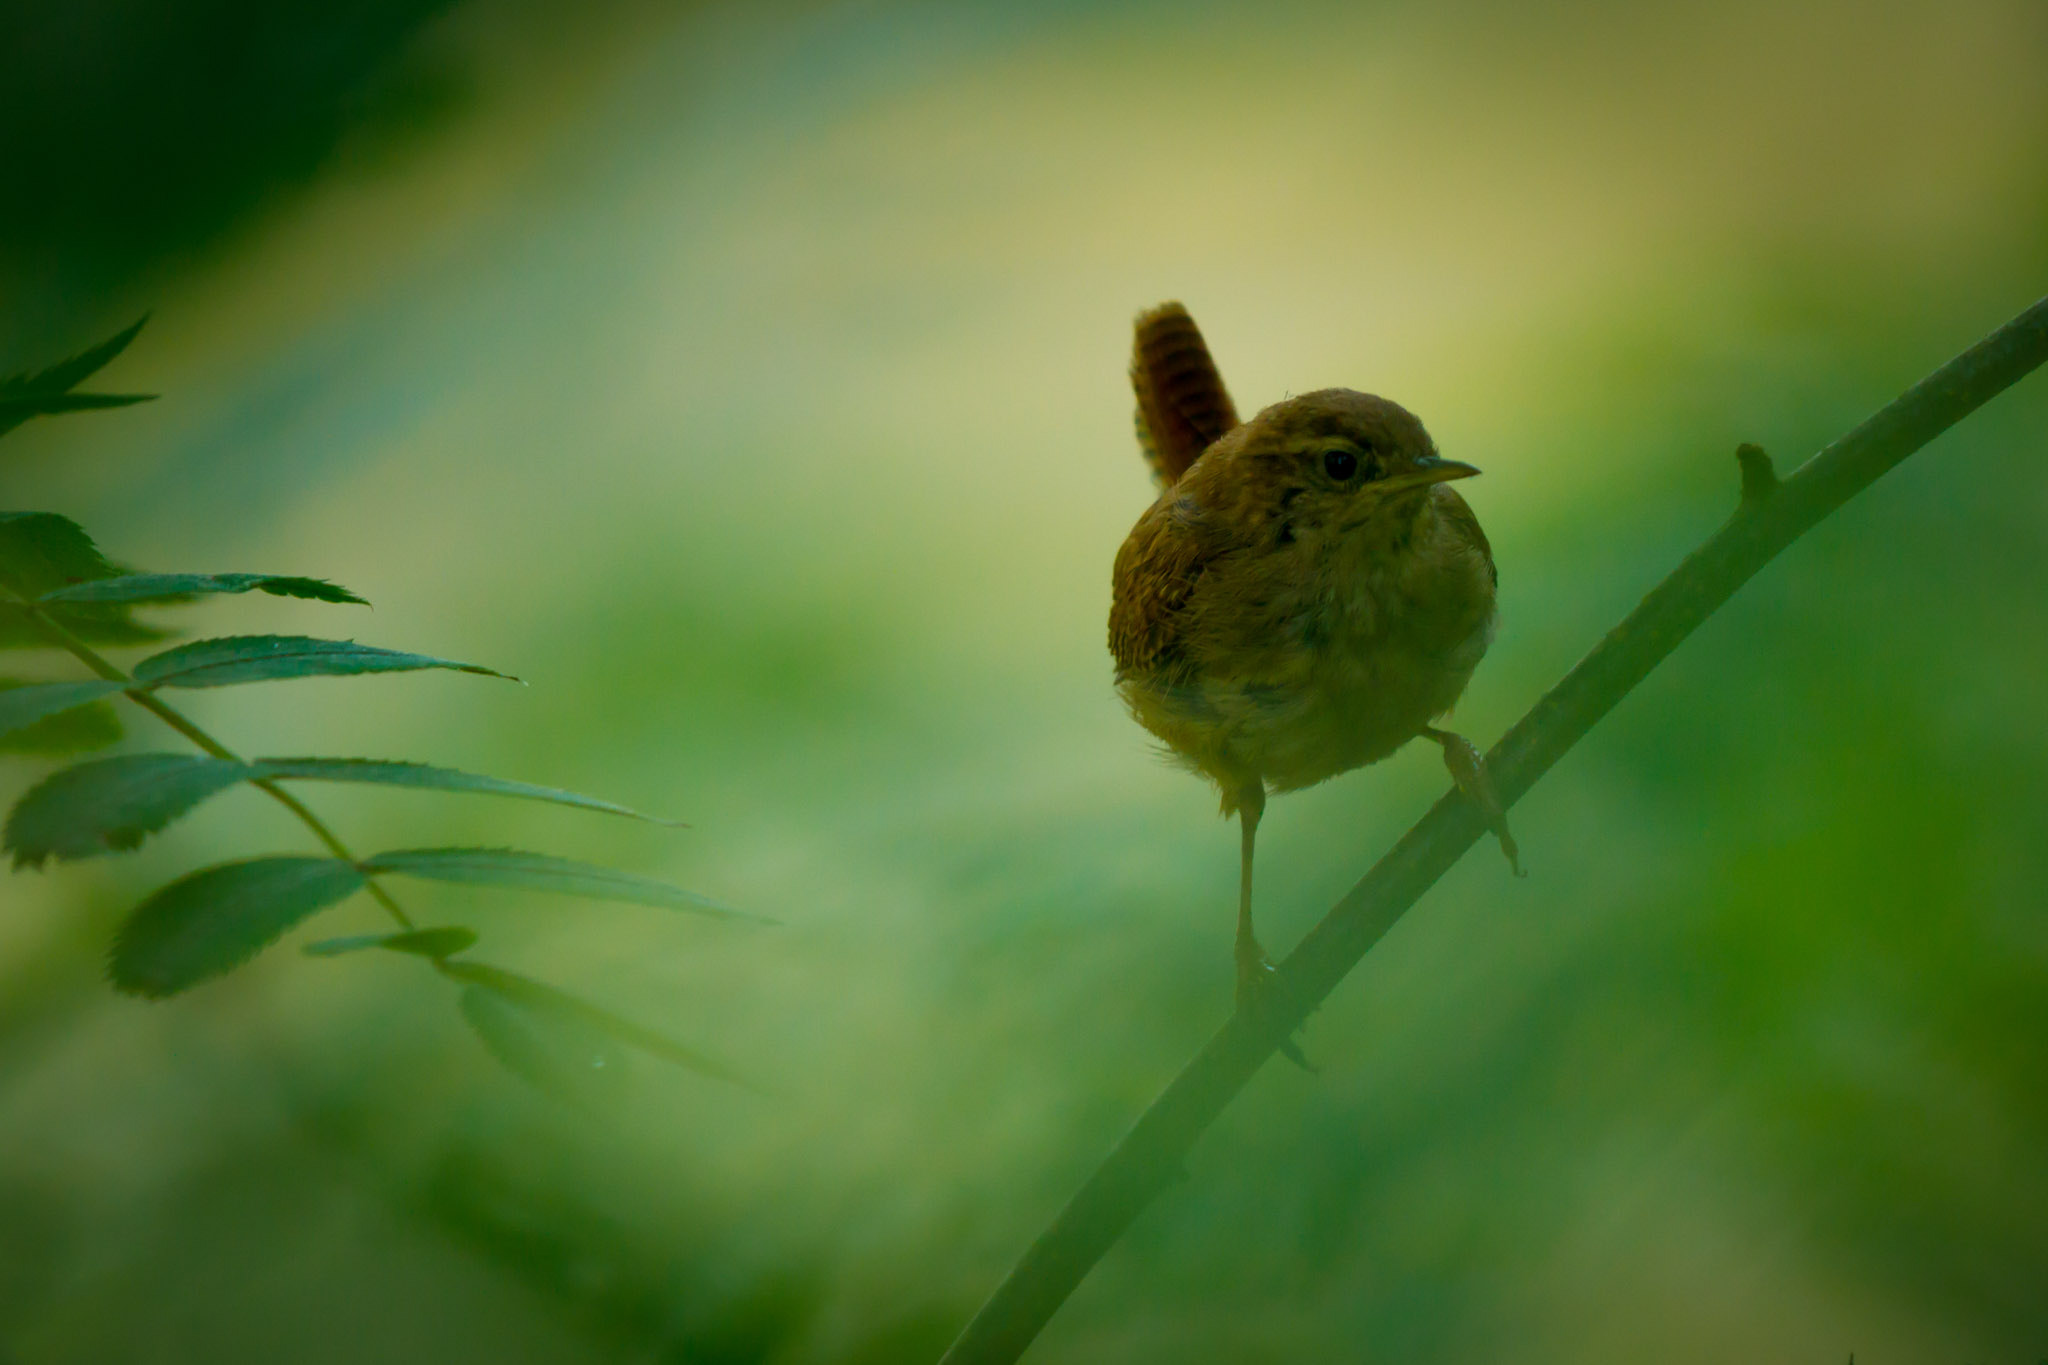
1131 302 1238 487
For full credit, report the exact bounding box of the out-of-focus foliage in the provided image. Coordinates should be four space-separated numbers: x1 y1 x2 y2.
0 682 123 755
307 925 480 959
0 318 157 437
2 1 2046 1363
0 505 161 647
0 0 463 345
0 680 128 737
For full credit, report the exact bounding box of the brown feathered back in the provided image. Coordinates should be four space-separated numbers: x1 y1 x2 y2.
1131 302 1238 486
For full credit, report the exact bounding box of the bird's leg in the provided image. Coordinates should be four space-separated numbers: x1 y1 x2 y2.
1232 781 1270 1011
1231 782 1314 1070
1422 726 1524 876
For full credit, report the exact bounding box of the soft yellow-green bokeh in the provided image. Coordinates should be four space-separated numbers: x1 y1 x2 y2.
3 2 2046 1361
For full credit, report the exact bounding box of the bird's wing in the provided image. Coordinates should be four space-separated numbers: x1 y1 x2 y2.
1131 302 1239 487
1109 493 1233 681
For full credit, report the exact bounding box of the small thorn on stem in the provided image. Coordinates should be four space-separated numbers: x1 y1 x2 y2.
1736 442 1779 510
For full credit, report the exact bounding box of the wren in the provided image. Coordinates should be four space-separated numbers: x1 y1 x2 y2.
1109 302 1519 1022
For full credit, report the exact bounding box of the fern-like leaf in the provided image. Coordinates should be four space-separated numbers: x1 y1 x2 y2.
254 758 676 823
361 847 753 919
132 635 516 688
5 754 251 868
41 573 368 608
110 856 368 997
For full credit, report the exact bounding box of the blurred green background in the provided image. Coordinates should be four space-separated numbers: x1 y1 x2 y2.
4 0 2047 1360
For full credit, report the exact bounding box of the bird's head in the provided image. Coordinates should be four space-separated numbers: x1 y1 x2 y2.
1192 388 1479 547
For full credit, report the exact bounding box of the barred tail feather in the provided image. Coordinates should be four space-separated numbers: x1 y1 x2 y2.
1131 302 1238 487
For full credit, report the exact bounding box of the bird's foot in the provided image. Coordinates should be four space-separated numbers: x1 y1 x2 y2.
1234 938 1316 1073
1427 727 1524 877
1232 935 1275 1014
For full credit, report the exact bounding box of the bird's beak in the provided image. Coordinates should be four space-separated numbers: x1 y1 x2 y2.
1380 457 1481 492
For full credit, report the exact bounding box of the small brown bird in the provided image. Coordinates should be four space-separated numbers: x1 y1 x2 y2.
1110 303 1518 1018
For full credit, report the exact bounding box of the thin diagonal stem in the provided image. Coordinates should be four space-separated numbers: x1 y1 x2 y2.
4 592 415 930
939 293 2048 1365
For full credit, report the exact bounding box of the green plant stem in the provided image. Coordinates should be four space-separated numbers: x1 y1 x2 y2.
4 592 416 931
938 293 2048 1365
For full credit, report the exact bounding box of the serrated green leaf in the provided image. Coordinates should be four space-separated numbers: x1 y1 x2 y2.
253 758 674 823
304 926 478 959
0 679 126 741
361 847 752 920
0 681 121 753
132 635 516 688
444 960 738 1085
41 573 368 608
4 754 254 868
110 857 368 997
0 512 120 597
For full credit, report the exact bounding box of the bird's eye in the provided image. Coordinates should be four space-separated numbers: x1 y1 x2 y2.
1323 449 1359 481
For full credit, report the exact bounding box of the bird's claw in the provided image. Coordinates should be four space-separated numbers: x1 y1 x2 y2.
1430 728 1525 877
1233 940 1276 1015
1234 941 1317 1073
